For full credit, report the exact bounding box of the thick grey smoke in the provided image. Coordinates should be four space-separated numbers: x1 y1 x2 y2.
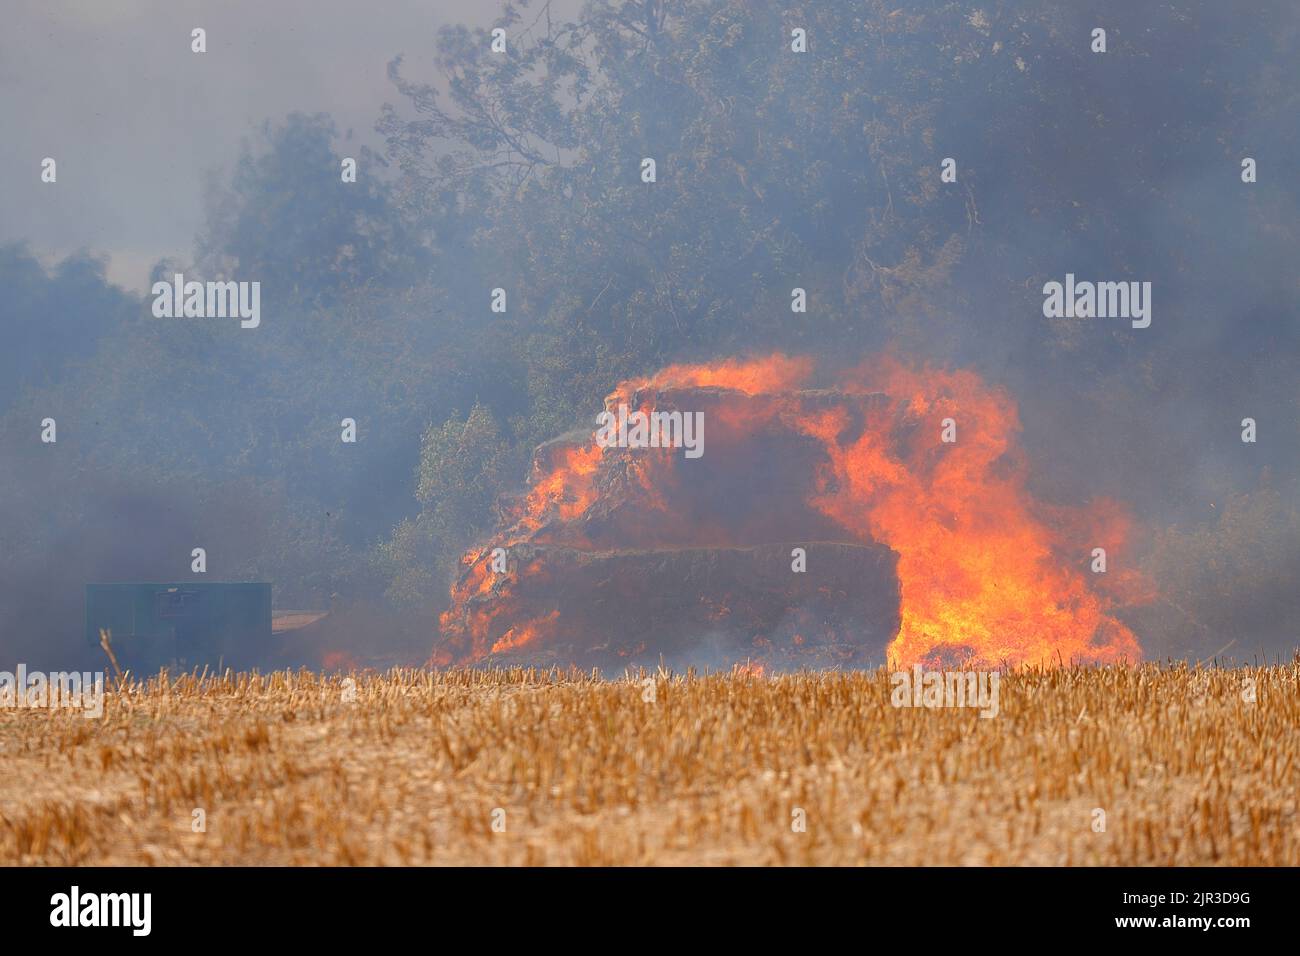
1 0 1297 670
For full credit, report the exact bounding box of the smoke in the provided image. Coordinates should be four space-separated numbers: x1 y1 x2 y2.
1 1 1298 670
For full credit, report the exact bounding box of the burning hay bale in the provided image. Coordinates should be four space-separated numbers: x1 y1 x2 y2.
435 354 1146 670
437 541 900 669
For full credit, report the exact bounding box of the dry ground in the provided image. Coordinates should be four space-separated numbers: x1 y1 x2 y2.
1 664 1297 865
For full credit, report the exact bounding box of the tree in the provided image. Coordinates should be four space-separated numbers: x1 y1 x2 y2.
375 404 516 607
196 112 431 305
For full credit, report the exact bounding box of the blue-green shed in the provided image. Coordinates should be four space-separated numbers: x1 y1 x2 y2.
85 582 272 672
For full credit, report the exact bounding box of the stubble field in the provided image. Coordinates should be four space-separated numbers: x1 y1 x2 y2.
1 664 1297 865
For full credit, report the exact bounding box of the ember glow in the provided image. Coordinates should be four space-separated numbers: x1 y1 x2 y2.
436 354 1146 670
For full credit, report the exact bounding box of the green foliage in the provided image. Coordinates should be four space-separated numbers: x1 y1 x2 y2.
0 245 139 407
373 405 516 608
416 404 510 512
196 113 431 304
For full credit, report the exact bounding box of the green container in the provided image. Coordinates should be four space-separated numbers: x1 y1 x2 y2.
86 583 271 672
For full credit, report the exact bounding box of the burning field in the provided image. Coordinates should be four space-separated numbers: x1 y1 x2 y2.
2 664 1297 866
437 354 1147 672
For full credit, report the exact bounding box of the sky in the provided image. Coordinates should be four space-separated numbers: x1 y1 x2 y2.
0 0 549 290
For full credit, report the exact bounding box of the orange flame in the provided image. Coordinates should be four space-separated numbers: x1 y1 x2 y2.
321 649 360 671
625 354 815 395
436 353 1146 668
821 356 1142 666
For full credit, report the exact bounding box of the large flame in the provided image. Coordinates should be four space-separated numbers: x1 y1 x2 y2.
436 354 1146 668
